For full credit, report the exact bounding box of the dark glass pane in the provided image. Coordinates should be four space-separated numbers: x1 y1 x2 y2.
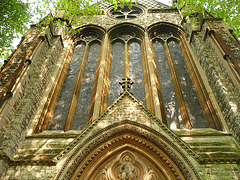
129 42 146 105
72 43 100 130
108 42 124 106
169 41 208 128
49 44 85 130
153 42 183 129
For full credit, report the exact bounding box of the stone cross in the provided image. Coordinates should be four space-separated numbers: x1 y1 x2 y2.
119 77 134 93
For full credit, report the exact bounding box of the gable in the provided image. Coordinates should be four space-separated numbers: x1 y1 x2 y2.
99 0 169 11
98 92 161 131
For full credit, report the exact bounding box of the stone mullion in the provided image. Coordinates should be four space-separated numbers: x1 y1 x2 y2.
91 33 109 121
124 42 130 78
163 42 192 129
140 39 154 114
64 44 89 131
102 43 112 111
144 32 163 121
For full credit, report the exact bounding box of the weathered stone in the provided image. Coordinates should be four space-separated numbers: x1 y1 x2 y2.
1 0 240 179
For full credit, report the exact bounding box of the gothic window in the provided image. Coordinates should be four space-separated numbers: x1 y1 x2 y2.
108 5 144 19
150 28 223 130
48 32 102 131
108 30 146 106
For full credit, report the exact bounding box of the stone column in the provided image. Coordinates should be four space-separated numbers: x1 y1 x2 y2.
91 33 109 121
144 31 163 121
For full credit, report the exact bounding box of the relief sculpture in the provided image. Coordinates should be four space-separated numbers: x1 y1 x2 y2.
95 150 162 180
120 155 136 180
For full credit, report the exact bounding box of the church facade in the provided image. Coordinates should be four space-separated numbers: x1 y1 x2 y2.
0 0 240 179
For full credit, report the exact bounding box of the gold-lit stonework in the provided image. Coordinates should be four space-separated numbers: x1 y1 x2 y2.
1 0 240 179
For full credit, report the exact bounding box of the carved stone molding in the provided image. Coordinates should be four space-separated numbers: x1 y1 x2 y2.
55 92 198 162
55 122 200 180
90 150 164 180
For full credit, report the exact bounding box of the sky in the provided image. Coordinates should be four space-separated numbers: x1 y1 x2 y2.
157 0 172 6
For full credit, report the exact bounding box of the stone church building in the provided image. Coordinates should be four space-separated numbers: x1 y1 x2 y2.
0 0 240 179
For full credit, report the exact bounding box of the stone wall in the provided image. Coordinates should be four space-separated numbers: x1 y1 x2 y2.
190 26 240 145
0 3 240 179
79 10 182 30
0 23 65 177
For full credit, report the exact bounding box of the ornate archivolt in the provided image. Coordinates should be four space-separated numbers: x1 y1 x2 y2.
55 122 200 180
88 149 175 180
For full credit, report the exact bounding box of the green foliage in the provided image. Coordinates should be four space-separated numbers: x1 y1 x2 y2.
0 0 133 60
0 0 33 59
175 0 240 37
39 0 133 30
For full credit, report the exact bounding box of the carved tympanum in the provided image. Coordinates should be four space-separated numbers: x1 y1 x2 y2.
94 150 161 180
119 155 136 180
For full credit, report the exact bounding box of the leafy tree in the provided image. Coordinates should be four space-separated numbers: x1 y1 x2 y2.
175 0 240 37
0 0 131 60
0 0 33 59
1 0 239 61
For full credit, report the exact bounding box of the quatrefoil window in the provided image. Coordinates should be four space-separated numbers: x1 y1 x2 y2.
109 5 143 19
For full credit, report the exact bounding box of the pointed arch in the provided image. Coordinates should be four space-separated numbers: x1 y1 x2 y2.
147 22 223 130
105 23 149 110
108 23 145 38
35 24 106 132
147 22 184 38
55 121 200 179
72 24 106 41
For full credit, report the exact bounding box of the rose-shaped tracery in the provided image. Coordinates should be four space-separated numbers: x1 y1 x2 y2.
109 5 143 19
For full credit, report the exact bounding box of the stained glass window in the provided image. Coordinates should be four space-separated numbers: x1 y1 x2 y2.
108 31 146 106
108 5 143 19
49 44 85 130
129 42 146 105
48 32 101 131
72 43 100 130
153 41 183 129
108 42 124 106
168 41 208 128
151 31 209 129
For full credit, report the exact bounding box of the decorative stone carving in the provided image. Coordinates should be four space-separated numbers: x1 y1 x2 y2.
99 166 108 180
119 155 136 180
56 121 199 180
144 167 156 180
119 77 134 93
93 150 164 180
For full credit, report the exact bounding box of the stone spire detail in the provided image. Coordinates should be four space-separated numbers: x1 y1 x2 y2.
119 77 134 94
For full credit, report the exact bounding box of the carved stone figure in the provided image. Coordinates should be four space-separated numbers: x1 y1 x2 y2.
120 155 136 180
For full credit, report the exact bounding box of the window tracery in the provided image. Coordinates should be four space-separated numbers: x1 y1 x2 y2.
108 29 146 106
48 31 102 131
149 26 223 130
151 30 208 129
108 5 143 19
36 23 224 132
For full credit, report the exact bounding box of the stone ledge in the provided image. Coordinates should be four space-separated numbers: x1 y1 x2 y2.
27 130 82 138
173 128 230 137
